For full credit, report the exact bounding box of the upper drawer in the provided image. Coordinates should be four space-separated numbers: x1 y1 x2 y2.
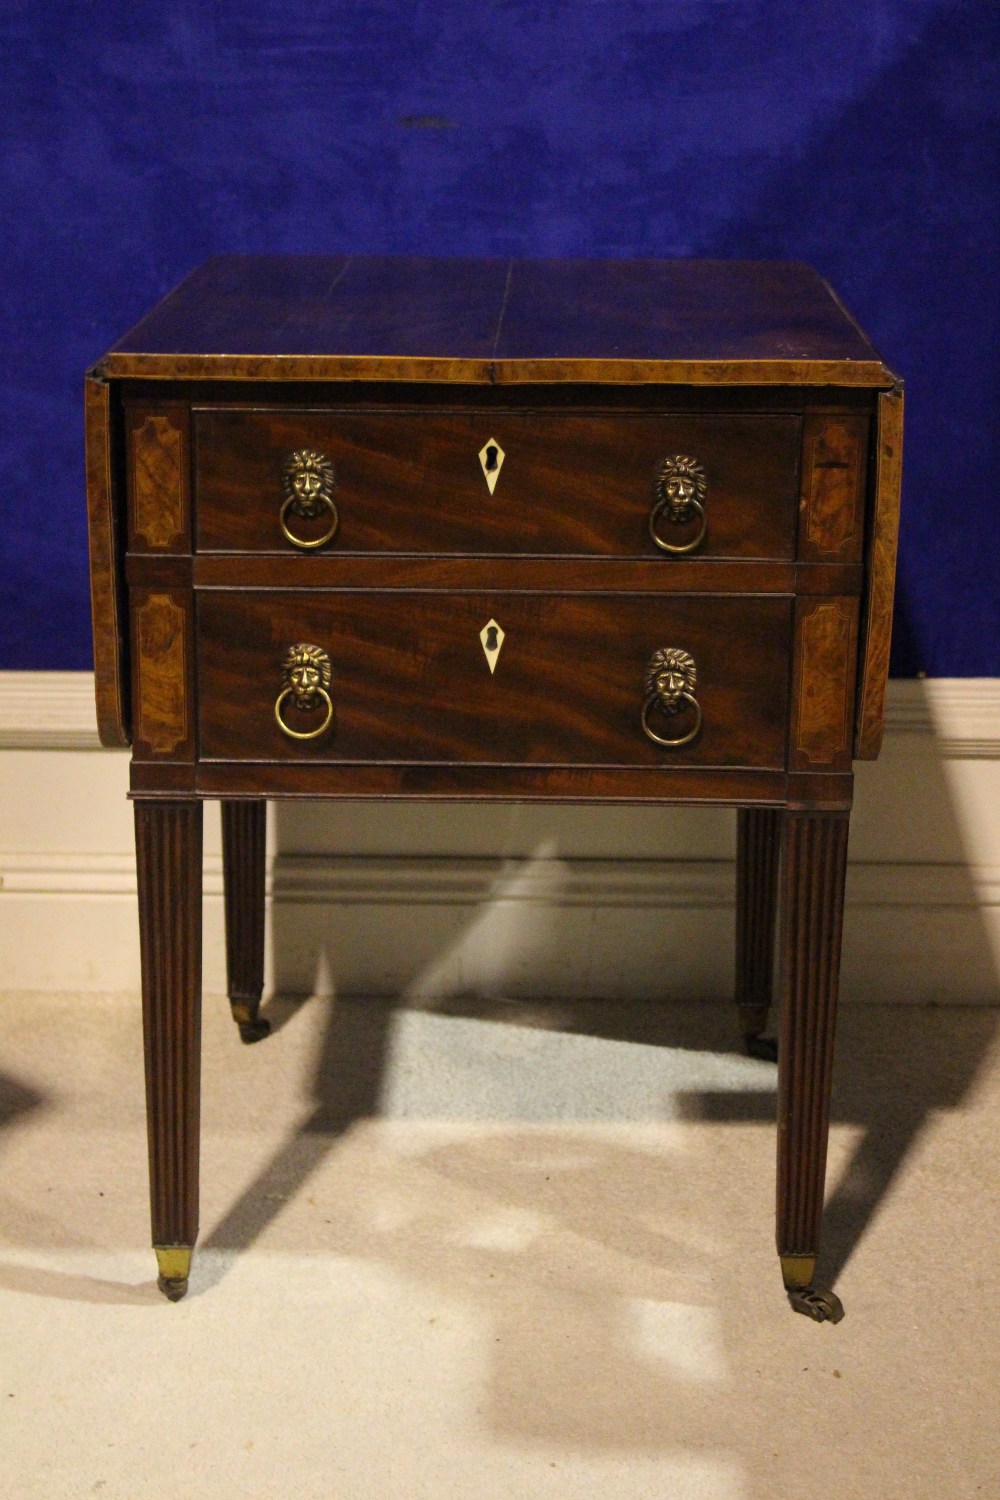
193 408 801 559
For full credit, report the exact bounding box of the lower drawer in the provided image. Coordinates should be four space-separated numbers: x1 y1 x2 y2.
196 591 791 768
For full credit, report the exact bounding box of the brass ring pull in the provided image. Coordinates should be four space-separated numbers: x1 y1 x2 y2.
274 685 333 740
641 647 702 749
650 455 708 555
279 492 339 550
281 448 339 550
641 690 702 747
649 495 707 554
275 643 334 740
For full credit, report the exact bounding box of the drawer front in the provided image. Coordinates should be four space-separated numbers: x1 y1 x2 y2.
194 409 801 559
197 591 791 768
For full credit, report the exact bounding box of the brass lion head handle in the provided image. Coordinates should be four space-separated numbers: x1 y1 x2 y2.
641 647 702 748
280 449 339 550
274 643 334 740
649 455 708 555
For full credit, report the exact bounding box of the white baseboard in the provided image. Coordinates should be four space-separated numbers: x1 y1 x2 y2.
2 673 999 1003
0 672 104 749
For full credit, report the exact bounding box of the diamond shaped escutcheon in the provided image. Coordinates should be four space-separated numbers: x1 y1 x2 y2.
479 618 505 674
478 438 505 493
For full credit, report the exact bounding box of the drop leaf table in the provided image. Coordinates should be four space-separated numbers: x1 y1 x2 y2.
85 256 903 1316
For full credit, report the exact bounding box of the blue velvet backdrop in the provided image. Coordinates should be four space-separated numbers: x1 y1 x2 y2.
1 1 997 673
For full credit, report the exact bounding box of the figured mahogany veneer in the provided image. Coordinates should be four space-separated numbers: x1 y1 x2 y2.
86 256 903 1316
194 408 801 559
197 590 791 768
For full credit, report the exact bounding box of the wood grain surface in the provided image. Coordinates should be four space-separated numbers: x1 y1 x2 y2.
735 807 782 1037
177 762 790 804
197 590 791 769
84 376 130 745
134 378 877 413
776 809 850 1257
98 256 896 386
132 590 193 758
127 404 189 551
790 597 859 771
855 384 905 758
221 801 266 1030
195 407 801 559
134 799 203 1251
185 554 863 597
798 412 868 562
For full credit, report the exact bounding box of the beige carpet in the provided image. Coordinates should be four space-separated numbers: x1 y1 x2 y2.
0 989 997 1500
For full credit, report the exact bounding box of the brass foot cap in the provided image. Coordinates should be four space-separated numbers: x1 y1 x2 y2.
788 1286 845 1324
780 1254 816 1290
238 1017 271 1044
155 1247 192 1302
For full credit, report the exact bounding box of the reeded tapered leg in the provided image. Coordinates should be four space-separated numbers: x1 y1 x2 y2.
735 808 782 1060
775 809 849 1323
135 799 203 1302
221 800 268 1043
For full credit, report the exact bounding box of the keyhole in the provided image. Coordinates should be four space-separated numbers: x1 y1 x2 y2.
485 445 498 472
485 625 499 651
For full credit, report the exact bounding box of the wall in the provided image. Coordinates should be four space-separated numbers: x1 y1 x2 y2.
2 674 998 1004
1 2 998 674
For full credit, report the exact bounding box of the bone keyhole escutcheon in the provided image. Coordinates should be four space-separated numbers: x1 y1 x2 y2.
478 438 505 494
479 618 505 673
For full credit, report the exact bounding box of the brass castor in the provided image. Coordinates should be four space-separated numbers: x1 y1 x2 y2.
780 1254 844 1323
155 1247 192 1302
788 1286 845 1323
158 1274 189 1302
738 1003 777 1062
237 1017 271 1044
744 1033 778 1062
231 999 270 1045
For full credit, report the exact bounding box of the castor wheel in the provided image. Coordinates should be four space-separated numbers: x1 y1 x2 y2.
780 1255 844 1323
744 1033 778 1062
231 998 270 1044
238 1016 271 1044
157 1274 189 1302
737 1001 777 1062
787 1286 845 1323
